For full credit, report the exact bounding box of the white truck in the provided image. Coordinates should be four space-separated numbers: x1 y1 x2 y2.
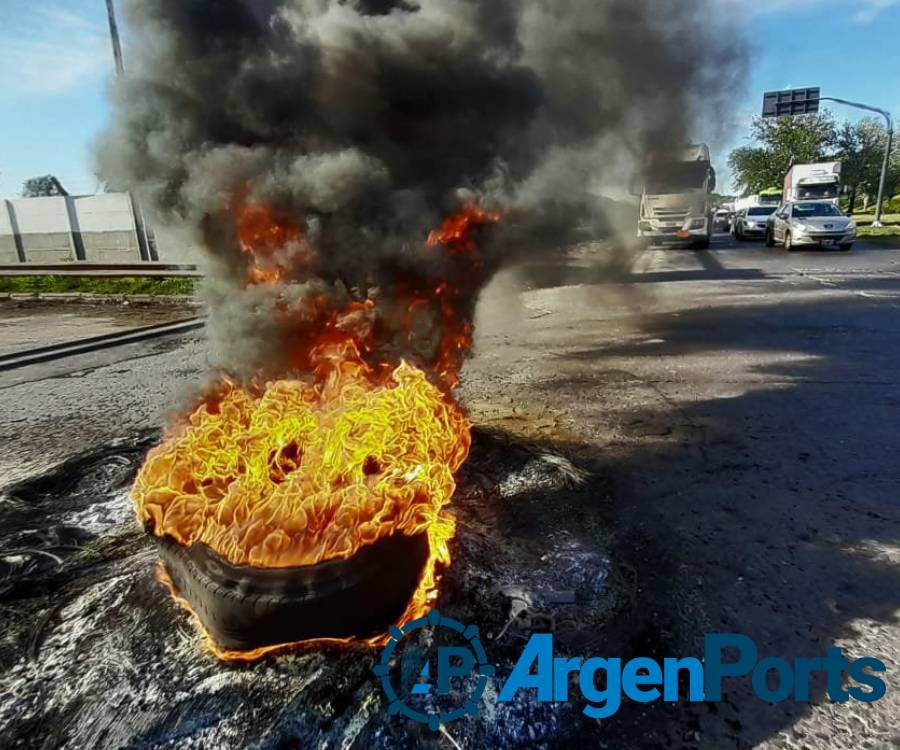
733 196 758 213
734 188 782 213
783 162 841 205
635 144 716 249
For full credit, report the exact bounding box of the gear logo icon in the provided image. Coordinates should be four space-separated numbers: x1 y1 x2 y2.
374 609 495 729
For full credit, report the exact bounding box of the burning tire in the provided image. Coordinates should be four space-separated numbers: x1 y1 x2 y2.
155 531 430 653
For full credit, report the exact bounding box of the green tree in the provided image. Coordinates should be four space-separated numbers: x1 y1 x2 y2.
835 118 900 212
836 122 859 210
21 175 69 198
728 113 838 196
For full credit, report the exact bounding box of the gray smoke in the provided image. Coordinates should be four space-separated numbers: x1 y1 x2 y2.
98 0 746 378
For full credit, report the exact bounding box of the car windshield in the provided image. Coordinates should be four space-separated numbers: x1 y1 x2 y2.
748 207 775 216
797 183 838 200
645 161 708 194
792 202 843 218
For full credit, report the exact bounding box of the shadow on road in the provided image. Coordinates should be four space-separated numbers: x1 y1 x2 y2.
525 291 900 746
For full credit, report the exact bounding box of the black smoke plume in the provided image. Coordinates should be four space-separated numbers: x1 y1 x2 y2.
98 0 746 377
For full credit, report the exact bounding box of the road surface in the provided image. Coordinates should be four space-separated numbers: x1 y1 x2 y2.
2 234 899 748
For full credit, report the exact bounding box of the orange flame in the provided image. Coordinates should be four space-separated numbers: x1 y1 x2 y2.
427 203 501 253
133 200 498 659
232 198 315 285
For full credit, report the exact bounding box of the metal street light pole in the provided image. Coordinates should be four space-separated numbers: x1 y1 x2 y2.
820 97 894 227
762 89 894 226
873 121 894 227
104 0 157 261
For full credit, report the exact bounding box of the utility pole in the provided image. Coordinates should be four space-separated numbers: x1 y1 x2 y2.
105 0 125 75
104 0 157 261
763 88 895 226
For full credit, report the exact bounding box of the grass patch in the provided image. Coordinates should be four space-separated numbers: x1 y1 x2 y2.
858 226 900 240
0 275 196 296
852 213 900 227
851 214 900 242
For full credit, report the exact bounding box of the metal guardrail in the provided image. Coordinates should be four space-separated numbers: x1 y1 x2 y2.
0 263 203 278
0 318 205 372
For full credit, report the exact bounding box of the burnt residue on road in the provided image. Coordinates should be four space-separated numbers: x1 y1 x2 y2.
0 435 159 667
0 428 654 749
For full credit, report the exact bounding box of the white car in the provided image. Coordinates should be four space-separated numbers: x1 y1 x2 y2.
765 202 856 251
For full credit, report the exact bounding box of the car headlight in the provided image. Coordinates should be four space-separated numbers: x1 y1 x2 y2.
846 222 857 233
794 223 812 233
745 221 756 228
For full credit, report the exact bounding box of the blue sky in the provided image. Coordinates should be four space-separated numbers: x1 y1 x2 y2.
0 0 898 197
703 0 900 188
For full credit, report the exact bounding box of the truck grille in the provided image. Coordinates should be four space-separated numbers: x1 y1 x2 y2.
652 208 689 219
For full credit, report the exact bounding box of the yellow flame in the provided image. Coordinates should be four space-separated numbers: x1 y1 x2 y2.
134 359 468 568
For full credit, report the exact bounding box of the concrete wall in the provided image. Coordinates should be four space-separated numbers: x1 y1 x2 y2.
0 193 207 265
9 197 75 263
71 194 142 262
0 201 22 263
154 224 204 264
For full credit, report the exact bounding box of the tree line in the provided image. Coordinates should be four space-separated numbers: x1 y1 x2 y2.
728 113 898 213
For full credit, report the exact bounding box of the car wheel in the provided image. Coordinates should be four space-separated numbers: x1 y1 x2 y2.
839 242 853 251
765 229 775 247
784 232 794 251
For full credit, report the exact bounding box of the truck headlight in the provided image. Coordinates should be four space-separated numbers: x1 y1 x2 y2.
687 218 706 230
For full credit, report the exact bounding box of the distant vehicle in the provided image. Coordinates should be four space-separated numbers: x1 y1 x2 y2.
633 143 716 249
733 188 782 216
758 187 782 206
713 208 733 232
783 162 841 204
765 201 856 251
733 205 777 240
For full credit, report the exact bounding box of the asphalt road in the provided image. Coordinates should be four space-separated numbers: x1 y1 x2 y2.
463 233 900 748
2 233 900 748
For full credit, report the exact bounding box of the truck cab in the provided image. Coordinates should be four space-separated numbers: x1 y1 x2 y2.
758 187 782 206
783 162 841 205
635 144 716 249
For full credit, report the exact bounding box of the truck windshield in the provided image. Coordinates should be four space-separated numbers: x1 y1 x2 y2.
797 183 838 200
748 207 775 216
645 162 708 194
792 202 843 218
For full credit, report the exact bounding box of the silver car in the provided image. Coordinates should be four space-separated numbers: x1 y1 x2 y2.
765 201 856 251
733 205 776 240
